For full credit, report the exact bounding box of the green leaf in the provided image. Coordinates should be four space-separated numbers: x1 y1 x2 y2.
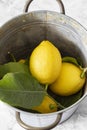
48 89 83 109
54 89 83 107
62 56 80 66
0 62 29 78
0 72 46 109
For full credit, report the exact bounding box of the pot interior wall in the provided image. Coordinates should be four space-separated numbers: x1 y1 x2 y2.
0 22 86 66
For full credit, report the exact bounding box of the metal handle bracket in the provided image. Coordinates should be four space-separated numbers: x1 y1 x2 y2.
24 0 65 14
16 112 62 130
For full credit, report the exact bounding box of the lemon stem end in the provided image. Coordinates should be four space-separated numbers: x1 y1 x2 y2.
8 52 16 62
45 84 48 91
80 67 87 78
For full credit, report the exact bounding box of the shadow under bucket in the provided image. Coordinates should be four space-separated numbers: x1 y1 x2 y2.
0 2 87 130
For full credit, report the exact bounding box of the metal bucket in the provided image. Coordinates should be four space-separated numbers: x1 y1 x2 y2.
0 0 87 129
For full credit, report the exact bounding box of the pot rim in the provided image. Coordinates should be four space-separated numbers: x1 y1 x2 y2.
3 92 87 116
1 10 87 31
1 10 87 46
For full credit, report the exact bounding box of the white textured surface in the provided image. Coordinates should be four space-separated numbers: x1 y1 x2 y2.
0 0 87 130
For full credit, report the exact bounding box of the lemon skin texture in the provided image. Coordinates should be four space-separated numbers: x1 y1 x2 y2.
19 59 25 63
29 40 62 84
32 95 58 113
50 62 86 96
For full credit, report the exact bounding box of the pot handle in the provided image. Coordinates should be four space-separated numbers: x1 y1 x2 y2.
16 112 62 130
24 0 65 14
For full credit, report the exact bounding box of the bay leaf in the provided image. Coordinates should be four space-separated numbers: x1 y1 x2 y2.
62 56 80 66
0 72 46 109
0 62 29 78
54 89 83 108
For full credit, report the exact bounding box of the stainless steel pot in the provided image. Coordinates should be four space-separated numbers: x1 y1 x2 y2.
0 0 87 130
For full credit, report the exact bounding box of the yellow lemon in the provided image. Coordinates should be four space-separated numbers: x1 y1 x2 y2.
32 95 58 113
29 40 62 84
50 62 86 96
19 59 25 63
